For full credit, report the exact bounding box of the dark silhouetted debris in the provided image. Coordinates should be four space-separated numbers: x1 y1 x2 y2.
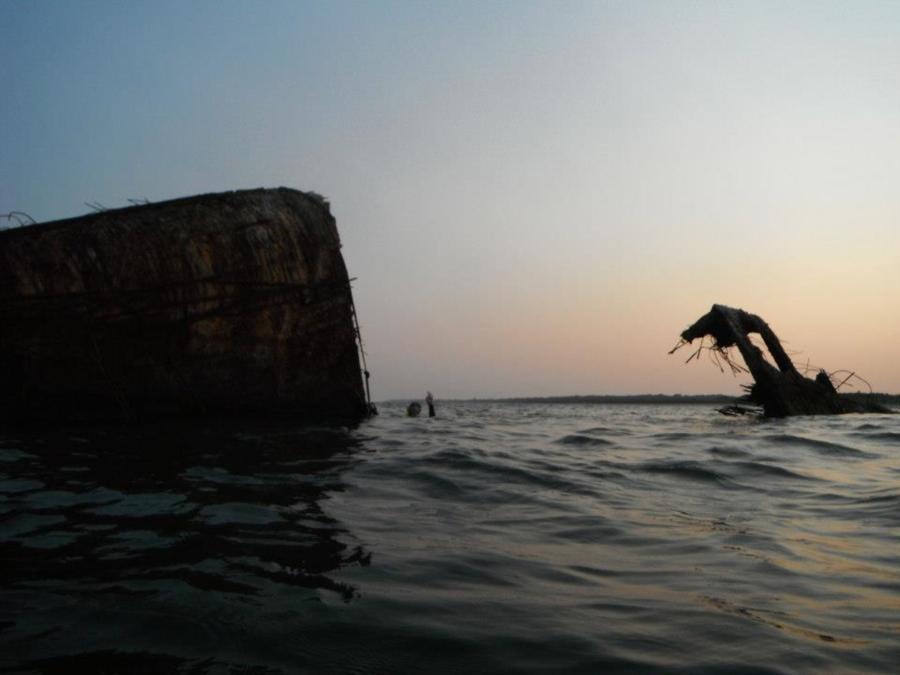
671 304 893 418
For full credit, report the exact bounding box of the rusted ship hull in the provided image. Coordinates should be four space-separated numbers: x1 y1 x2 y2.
0 188 369 424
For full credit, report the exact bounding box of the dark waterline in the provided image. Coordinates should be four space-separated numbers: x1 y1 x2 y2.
2 404 899 673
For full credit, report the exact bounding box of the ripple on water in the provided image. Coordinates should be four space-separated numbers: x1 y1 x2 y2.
578 426 632 436
107 529 175 550
854 430 900 443
23 487 122 509
21 530 82 549
0 478 45 494
88 492 196 517
0 449 36 462
763 433 881 459
729 461 817 481
555 434 614 447
635 460 737 486
1 513 67 538
199 502 287 526
847 493 900 525
706 445 753 459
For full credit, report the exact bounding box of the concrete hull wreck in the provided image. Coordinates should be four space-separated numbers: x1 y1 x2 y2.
0 188 370 424
671 304 892 417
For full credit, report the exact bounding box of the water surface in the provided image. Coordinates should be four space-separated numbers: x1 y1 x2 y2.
2 403 899 673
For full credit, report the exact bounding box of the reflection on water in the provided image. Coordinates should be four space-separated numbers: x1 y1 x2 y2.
2 404 900 673
1 421 369 673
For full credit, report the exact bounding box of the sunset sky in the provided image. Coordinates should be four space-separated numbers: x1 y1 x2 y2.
3 1 899 399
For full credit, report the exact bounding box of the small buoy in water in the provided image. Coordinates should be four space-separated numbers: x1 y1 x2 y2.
406 402 422 417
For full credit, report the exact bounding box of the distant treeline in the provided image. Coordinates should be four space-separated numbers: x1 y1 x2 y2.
496 393 900 407
497 394 737 405
388 393 899 407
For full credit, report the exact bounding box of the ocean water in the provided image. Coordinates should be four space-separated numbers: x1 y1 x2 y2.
2 402 899 674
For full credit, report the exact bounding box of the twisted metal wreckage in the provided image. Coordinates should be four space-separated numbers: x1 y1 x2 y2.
671 304 892 417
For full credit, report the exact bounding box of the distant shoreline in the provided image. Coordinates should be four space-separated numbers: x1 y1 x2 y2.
383 394 735 405
491 394 735 405
381 393 900 406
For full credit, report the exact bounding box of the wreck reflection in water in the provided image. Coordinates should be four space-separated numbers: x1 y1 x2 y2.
1 421 370 673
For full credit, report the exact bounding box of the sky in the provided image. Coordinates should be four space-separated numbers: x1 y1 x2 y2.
3 0 899 399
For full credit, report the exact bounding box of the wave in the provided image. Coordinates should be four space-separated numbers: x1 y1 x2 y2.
700 595 867 646
578 426 632 437
555 434 614 447
762 434 879 458
730 461 817 481
408 455 602 500
854 431 900 443
635 460 734 485
706 446 752 459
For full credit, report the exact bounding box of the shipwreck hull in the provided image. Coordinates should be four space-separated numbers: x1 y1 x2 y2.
0 188 369 424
